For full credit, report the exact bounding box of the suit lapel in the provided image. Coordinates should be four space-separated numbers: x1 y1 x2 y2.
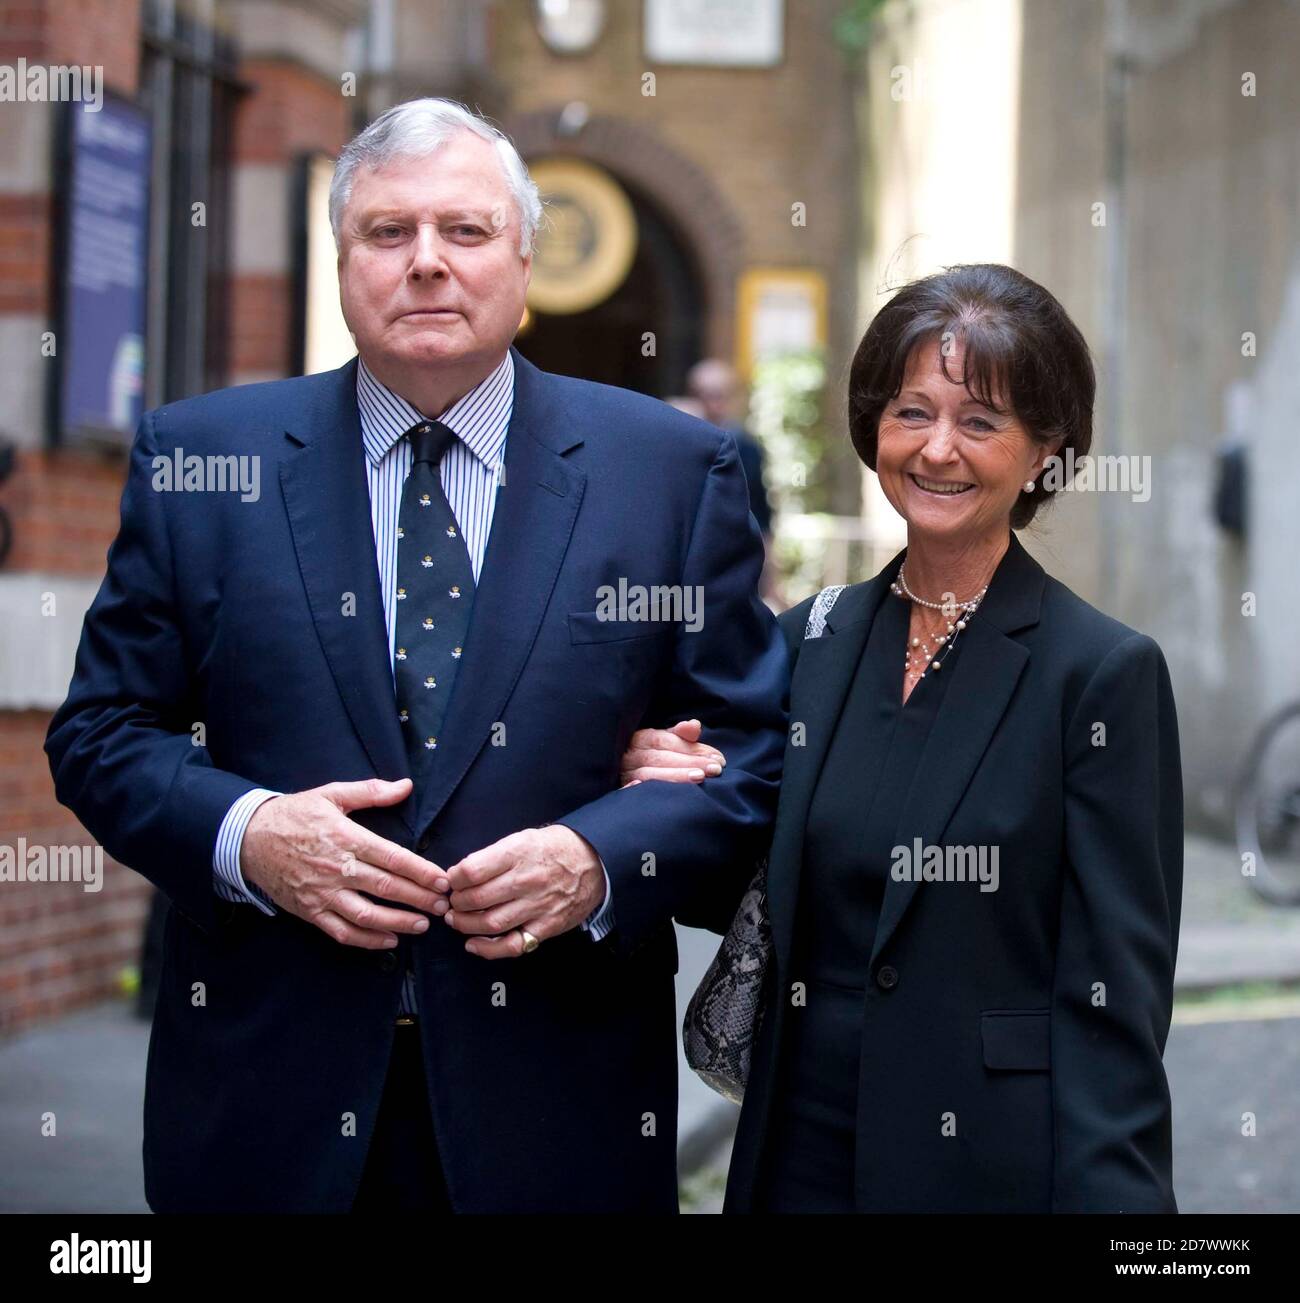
769 563 898 972
278 358 415 832
867 534 1043 966
411 347 586 833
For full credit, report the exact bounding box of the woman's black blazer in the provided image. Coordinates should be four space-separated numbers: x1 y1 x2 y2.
723 534 1183 1213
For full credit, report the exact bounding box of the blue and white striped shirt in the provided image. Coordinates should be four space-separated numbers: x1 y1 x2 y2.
212 350 613 1014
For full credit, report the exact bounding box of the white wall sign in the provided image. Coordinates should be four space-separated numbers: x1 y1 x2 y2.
645 0 784 67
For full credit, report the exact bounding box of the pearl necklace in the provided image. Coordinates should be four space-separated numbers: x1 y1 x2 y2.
890 562 989 683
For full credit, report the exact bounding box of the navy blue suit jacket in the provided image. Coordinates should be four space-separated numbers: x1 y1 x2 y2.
45 346 789 1212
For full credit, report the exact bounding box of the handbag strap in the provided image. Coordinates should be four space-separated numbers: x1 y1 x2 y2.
803 583 847 641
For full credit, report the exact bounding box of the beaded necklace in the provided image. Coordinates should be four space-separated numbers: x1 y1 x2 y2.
891 562 989 686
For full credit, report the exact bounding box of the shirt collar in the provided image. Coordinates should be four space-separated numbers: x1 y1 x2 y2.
356 350 514 471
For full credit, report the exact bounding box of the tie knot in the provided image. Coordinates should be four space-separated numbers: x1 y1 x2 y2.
407 420 457 466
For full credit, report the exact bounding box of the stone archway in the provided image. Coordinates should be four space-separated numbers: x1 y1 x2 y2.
504 109 746 362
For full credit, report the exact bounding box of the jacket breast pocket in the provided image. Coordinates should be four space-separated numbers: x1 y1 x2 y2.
568 610 674 645
981 1009 1051 1071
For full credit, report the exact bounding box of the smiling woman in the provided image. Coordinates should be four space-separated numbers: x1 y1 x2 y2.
845 264 1096 701
621 261 1185 1215
849 262 1095 533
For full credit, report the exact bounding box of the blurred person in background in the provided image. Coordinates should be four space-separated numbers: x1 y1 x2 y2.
665 395 706 419
687 359 778 600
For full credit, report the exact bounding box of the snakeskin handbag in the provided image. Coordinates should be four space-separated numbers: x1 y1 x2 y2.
682 583 847 1103
682 857 772 1103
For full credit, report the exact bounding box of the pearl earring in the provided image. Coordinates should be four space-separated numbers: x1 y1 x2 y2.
1024 479 1036 492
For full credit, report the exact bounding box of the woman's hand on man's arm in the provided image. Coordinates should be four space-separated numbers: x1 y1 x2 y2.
619 718 728 787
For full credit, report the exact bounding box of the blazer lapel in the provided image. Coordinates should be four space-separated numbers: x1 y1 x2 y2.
411 347 587 834
278 357 414 831
868 534 1044 967
769 562 899 972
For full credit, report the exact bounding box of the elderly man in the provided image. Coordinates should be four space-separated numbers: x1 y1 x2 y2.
45 98 787 1213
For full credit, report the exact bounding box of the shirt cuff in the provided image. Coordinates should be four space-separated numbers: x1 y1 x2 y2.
579 858 615 941
212 788 282 916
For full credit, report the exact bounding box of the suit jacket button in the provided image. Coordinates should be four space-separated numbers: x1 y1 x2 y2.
876 965 899 991
417 832 431 852
378 951 398 973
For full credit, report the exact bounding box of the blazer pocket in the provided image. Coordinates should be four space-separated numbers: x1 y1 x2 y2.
568 609 673 645
981 1009 1051 1071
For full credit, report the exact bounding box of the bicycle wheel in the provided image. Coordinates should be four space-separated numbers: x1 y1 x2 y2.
1235 701 1300 905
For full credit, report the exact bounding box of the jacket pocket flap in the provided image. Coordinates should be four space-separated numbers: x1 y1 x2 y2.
981 1010 1050 1070
568 610 671 644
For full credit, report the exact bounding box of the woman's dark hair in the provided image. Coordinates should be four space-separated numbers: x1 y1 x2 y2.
848 263 1095 529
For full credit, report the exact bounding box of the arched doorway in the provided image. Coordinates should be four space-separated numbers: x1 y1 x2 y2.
505 109 747 391
515 165 702 397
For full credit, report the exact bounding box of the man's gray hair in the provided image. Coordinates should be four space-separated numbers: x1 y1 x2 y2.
329 98 542 257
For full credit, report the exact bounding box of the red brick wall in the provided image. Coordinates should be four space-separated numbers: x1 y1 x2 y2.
1 449 125 574
0 0 147 1038
227 59 351 377
0 0 141 94
0 1 356 1036
0 0 49 62
233 58 350 164
0 715 150 1036
229 273 294 377
0 195 51 314
0 458 133 1036
45 0 139 90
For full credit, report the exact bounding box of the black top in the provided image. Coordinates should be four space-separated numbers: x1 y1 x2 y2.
759 571 959 1209
794 573 956 990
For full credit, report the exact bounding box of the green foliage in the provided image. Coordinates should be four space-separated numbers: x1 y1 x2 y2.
834 0 894 55
748 349 853 599
747 349 830 518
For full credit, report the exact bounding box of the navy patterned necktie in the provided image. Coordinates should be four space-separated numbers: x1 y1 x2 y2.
394 419 477 790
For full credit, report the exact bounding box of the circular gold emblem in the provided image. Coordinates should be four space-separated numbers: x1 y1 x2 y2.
527 157 638 315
